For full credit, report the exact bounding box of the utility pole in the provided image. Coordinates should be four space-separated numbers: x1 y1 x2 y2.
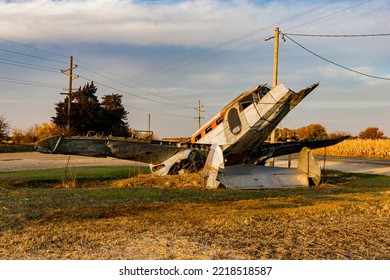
269 27 280 167
148 113 151 132
60 56 78 135
194 100 205 129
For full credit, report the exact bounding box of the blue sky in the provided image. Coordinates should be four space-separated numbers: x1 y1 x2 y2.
0 0 389 138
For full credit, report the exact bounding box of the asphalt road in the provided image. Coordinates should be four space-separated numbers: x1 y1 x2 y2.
1 152 390 176
0 152 142 172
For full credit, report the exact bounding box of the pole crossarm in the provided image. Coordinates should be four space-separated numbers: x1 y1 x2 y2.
194 100 205 129
60 56 78 134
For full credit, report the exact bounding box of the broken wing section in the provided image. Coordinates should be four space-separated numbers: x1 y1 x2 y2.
36 135 188 165
249 136 348 165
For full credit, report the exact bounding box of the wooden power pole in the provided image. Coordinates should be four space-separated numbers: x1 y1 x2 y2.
269 27 280 167
61 56 78 135
194 100 205 129
148 113 151 132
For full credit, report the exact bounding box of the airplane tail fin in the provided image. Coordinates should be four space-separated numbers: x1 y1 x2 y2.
297 147 321 185
202 144 224 189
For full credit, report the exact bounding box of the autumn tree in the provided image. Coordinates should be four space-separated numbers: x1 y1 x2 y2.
276 127 296 141
358 127 385 139
296 124 328 140
33 122 67 141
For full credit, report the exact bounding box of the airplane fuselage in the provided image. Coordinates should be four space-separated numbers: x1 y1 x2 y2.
191 82 319 164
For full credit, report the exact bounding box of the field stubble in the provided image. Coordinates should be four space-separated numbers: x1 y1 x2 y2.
0 171 389 260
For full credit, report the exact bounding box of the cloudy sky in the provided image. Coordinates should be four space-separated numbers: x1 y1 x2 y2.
0 0 389 138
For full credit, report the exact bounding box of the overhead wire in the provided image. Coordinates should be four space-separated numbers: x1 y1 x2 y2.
0 58 61 73
78 74 194 119
0 47 65 64
0 75 62 88
282 33 390 38
284 0 373 33
306 4 390 34
77 64 194 106
0 37 68 59
130 0 342 80
282 33 390 81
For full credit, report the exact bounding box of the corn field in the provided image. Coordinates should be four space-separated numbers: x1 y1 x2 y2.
314 139 390 159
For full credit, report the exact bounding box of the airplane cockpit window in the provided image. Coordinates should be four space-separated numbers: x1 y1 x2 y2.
228 108 241 135
239 94 254 111
258 86 270 98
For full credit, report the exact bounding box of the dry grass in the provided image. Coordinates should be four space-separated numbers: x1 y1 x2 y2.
314 139 390 158
1 172 389 260
114 173 205 189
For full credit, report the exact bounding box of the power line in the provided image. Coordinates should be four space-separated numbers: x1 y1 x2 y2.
284 0 373 33
0 76 62 88
78 74 195 113
0 58 60 73
0 37 68 59
77 64 194 106
283 33 390 38
306 4 390 34
130 0 341 80
0 47 65 64
282 33 390 81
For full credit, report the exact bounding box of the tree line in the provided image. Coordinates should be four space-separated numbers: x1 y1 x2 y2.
275 124 386 141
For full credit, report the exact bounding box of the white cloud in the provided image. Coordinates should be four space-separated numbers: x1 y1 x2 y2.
0 0 268 46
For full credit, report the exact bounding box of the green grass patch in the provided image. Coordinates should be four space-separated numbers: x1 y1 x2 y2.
0 165 150 188
0 143 35 153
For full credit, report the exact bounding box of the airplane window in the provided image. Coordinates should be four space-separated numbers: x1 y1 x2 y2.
195 134 201 141
205 125 212 134
239 94 253 110
228 108 241 135
258 87 270 98
216 117 223 125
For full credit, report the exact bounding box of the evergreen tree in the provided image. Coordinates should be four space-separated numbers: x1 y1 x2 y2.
101 94 129 136
52 82 129 136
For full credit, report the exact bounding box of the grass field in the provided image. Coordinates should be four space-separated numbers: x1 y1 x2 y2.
0 166 389 260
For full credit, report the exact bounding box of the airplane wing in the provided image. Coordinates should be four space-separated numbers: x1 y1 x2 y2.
248 136 348 165
35 135 193 165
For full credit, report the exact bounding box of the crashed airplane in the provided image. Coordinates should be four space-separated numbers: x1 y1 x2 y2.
36 82 346 189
